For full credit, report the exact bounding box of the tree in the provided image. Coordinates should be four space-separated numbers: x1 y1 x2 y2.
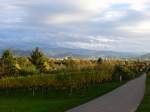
97 57 103 64
95 57 103 71
0 49 17 77
28 47 45 72
2 49 13 60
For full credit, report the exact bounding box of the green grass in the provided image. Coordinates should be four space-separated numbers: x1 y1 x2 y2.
136 77 150 112
0 81 124 112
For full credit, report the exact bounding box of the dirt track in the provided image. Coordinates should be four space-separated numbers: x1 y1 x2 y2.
66 74 146 112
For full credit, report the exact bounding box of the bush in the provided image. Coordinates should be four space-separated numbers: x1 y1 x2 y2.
19 66 39 76
113 64 136 81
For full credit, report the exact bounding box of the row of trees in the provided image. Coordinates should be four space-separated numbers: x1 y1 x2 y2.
0 48 47 78
0 48 148 79
0 47 114 78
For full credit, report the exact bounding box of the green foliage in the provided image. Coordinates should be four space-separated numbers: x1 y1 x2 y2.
97 57 103 64
0 71 112 90
136 76 150 112
0 81 123 112
28 47 46 72
19 66 39 76
113 64 136 81
0 49 18 77
0 48 148 97
2 49 13 60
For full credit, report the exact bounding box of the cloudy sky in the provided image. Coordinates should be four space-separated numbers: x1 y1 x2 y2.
0 0 150 53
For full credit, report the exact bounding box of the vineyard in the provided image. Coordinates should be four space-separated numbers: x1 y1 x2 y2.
0 48 149 96
0 48 149 112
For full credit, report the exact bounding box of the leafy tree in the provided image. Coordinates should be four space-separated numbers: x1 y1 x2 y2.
95 57 103 71
0 49 17 77
28 47 46 72
97 57 103 64
2 49 13 60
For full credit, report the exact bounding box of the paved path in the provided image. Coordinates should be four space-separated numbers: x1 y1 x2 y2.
67 74 146 112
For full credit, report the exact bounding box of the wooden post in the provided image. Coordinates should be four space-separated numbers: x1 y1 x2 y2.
32 88 35 96
120 75 122 82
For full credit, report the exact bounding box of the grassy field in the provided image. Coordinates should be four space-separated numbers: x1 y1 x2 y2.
136 76 150 112
0 81 124 112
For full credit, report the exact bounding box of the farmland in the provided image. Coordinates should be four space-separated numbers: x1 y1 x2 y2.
0 48 149 112
0 81 124 112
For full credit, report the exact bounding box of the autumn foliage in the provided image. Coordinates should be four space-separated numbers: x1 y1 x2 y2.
0 48 149 96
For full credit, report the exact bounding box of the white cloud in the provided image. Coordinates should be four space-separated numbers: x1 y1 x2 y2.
88 36 115 44
120 21 150 34
44 0 149 24
46 13 91 24
59 41 112 50
91 10 127 22
1 0 149 25
55 34 116 50
0 3 26 24
0 0 150 53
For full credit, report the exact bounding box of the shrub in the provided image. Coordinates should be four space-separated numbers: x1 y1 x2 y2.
19 66 39 76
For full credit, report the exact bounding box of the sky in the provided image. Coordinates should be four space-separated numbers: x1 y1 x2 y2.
0 0 150 53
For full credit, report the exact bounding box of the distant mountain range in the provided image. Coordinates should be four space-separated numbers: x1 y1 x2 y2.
140 53 150 60
44 48 140 58
0 47 141 59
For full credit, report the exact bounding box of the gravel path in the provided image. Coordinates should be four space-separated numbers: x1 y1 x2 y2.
66 74 146 112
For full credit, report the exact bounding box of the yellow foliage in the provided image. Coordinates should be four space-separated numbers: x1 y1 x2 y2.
15 63 21 70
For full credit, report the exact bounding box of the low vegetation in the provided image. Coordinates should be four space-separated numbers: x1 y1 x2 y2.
0 47 149 112
0 81 124 112
136 73 150 112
